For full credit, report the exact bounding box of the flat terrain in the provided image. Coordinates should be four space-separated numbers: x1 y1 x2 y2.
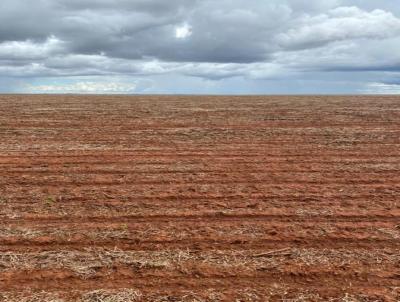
0 95 400 301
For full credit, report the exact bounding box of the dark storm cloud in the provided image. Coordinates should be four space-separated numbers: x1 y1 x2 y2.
0 0 400 93
0 0 297 63
54 0 196 12
51 0 286 63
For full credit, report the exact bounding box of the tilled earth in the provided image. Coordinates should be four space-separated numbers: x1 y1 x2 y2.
0 95 399 301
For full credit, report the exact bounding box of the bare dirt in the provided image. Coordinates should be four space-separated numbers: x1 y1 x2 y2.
0 95 399 301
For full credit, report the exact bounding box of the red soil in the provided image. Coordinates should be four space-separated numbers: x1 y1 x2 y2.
0 95 399 301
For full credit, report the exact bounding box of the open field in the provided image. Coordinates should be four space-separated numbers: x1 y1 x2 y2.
0 95 400 301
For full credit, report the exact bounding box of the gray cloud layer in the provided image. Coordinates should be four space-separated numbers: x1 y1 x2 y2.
0 0 399 93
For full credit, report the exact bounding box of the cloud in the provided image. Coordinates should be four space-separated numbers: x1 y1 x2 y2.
178 62 287 80
362 82 400 94
175 23 192 39
54 0 197 14
1 0 400 93
0 36 64 60
277 6 400 49
26 81 136 94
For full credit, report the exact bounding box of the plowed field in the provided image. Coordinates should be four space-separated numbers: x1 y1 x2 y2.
0 95 399 301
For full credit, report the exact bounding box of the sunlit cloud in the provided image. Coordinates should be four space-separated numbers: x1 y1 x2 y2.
26 81 136 94
175 23 192 39
362 82 400 94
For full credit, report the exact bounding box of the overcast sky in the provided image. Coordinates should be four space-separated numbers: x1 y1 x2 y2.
1 0 400 94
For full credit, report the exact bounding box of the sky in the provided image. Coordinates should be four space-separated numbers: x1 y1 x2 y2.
1 0 400 94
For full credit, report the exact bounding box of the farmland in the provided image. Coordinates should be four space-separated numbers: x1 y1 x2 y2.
0 95 400 301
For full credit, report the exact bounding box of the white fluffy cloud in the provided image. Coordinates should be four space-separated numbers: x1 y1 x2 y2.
0 36 64 60
277 6 400 49
363 82 400 94
175 23 192 39
27 81 136 94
